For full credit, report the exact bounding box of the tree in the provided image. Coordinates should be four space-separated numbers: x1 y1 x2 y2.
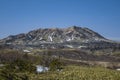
49 58 63 71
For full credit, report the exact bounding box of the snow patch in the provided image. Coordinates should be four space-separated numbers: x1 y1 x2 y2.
94 38 101 41
71 35 74 40
82 39 89 43
28 35 32 39
66 31 72 34
78 46 86 48
116 68 120 71
23 50 31 53
66 38 72 41
51 32 55 36
65 45 73 48
39 37 43 40
36 65 49 73
49 36 53 41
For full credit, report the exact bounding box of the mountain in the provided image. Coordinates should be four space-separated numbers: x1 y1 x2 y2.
0 26 105 43
0 26 119 49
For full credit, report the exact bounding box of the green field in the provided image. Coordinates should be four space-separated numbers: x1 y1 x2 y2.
1 65 120 80
28 65 120 80
0 49 120 80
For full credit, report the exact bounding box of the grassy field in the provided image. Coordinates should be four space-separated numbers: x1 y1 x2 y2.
28 65 120 80
0 49 120 80
1 65 120 80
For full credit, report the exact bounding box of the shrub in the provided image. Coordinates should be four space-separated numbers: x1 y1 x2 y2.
49 58 63 71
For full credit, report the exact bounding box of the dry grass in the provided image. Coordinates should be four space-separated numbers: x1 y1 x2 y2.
29 65 120 80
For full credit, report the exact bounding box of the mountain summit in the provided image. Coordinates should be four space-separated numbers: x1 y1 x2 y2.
1 26 118 49
1 26 105 44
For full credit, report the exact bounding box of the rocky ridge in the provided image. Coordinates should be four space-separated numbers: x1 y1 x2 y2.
0 26 119 49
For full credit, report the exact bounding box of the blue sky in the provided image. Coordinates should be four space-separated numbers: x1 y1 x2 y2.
0 0 120 41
